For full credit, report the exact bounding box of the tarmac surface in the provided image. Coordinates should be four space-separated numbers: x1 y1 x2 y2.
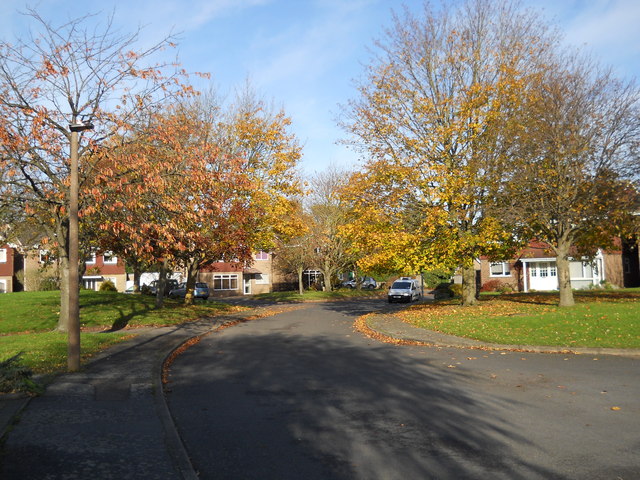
1 299 638 479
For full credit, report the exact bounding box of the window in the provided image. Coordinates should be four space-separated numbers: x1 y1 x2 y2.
255 274 269 285
102 252 117 264
530 264 537 277
39 250 55 264
0 249 6 263
0 279 6 293
255 251 269 261
213 274 238 291
539 263 548 277
490 262 510 277
570 261 595 279
86 253 96 264
303 270 323 288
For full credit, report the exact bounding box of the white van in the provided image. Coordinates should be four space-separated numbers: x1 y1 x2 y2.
387 277 421 303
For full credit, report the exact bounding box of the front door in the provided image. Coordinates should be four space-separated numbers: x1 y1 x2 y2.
529 261 558 291
243 276 251 295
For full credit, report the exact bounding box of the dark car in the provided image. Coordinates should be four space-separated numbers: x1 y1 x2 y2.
146 279 180 296
169 282 210 300
341 276 377 289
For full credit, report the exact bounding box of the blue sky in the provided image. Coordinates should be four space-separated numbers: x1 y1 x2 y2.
1 0 638 175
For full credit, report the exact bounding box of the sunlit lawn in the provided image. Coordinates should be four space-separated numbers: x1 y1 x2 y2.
399 289 640 349
0 290 247 373
254 288 383 302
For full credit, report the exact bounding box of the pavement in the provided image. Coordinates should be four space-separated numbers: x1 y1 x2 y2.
1 301 639 479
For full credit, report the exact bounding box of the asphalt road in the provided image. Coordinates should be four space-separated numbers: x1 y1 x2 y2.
165 299 640 479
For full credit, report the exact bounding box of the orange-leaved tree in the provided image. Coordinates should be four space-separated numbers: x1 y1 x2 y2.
0 9 194 329
90 89 304 305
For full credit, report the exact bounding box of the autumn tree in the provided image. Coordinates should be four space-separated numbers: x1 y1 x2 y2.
0 10 191 333
341 0 553 305
273 228 313 295
500 51 640 306
305 166 355 291
91 88 303 305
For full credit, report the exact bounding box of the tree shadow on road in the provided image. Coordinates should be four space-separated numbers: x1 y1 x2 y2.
166 308 565 480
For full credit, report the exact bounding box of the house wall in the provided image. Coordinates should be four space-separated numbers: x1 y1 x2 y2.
479 260 520 291
0 245 14 293
199 262 244 297
84 254 127 291
23 250 58 291
622 238 640 287
198 252 276 296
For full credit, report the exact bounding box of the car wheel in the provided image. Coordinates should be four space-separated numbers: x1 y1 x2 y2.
388 298 393 303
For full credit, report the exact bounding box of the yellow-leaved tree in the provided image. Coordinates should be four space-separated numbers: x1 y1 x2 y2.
340 0 552 305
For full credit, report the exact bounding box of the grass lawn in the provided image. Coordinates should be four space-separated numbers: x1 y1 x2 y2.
254 288 383 302
0 290 247 374
398 289 640 349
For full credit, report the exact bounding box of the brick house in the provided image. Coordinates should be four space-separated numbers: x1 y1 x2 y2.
0 244 21 293
81 251 127 291
479 239 639 292
197 251 281 297
0 244 127 293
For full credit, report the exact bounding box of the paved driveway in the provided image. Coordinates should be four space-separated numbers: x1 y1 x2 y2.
166 300 640 479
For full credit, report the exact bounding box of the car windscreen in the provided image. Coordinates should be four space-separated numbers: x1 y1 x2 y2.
195 283 208 288
391 282 411 289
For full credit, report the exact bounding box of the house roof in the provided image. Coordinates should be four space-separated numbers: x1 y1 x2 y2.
243 267 262 275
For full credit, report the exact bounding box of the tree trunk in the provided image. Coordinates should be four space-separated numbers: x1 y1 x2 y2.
133 266 141 293
321 267 333 291
461 264 478 306
556 240 575 307
58 255 70 332
183 258 199 306
297 266 304 295
155 259 168 309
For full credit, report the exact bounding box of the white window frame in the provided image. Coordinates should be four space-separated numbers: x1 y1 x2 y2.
86 253 96 265
0 248 6 263
255 251 269 261
489 262 510 277
39 250 55 264
254 273 269 285
102 252 117 265
0 279 6 293
213 273 239 291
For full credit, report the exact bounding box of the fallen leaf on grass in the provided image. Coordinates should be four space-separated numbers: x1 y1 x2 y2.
611 406 621 411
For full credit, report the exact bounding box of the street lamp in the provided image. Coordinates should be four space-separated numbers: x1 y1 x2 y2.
68 118 94 372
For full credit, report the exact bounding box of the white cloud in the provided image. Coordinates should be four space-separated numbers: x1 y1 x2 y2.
528 0 640 78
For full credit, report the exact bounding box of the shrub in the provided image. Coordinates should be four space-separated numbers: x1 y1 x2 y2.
480 279 502 292
99 280 117 292
423 269 454 288
0 353 43 395
39 275 60 291
497 283 514 294
448 283 462 298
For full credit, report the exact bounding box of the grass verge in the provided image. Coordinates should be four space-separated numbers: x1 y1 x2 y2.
398 289 640 349
0 290 248 374
254 288 383 302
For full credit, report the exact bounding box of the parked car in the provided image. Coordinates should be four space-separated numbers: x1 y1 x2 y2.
146 279 180 296
387 278 421 303
169 282 210 300
341 276 377 289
